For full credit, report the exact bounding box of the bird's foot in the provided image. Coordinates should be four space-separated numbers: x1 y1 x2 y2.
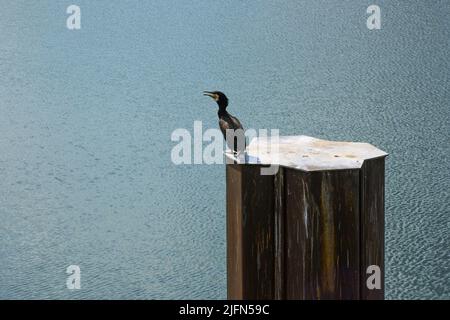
234 151 246 163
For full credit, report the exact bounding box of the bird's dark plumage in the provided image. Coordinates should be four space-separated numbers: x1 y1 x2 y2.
204 91 245 154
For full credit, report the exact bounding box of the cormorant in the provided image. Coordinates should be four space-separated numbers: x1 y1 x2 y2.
203 91 245 155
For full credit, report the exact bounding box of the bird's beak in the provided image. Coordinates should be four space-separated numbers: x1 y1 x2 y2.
203 91 218 101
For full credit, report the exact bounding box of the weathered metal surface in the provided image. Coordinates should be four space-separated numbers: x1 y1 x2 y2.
225 136 386 300
360 158 385 300
225 136 387 171
274 167 285 299
226 164 243 299
226 165 275 299
285 169 360 299
241 165 275 299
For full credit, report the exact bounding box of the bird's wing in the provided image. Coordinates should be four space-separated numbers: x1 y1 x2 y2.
219 115 245 153
228 114 244 130
219 118 231 138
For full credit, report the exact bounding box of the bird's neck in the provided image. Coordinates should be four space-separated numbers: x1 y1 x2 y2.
217 100 228 110
218 107 228 118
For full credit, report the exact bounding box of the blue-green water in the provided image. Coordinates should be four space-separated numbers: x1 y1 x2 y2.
0 1 449 299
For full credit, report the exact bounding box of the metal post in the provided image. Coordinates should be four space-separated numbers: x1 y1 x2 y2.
226 136 387 300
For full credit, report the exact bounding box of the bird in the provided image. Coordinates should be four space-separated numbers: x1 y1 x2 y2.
203 91 245 155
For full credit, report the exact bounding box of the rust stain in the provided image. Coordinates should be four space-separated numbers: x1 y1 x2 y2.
320 175 336 295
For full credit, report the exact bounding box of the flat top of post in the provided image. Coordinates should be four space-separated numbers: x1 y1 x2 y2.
226 135 388 172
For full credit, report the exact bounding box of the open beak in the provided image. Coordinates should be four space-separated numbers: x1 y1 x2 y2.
203 91 218 102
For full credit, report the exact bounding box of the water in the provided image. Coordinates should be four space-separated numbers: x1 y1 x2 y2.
0 0 448 299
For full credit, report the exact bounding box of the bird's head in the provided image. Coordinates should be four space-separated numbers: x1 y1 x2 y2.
203 91 228 109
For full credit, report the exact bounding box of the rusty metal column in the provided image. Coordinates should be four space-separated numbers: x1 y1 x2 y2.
225 136 387 300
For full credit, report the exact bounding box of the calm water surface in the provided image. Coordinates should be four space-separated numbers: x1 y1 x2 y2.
0 1 449 299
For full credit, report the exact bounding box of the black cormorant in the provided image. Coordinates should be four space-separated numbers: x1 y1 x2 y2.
203 91 245 155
